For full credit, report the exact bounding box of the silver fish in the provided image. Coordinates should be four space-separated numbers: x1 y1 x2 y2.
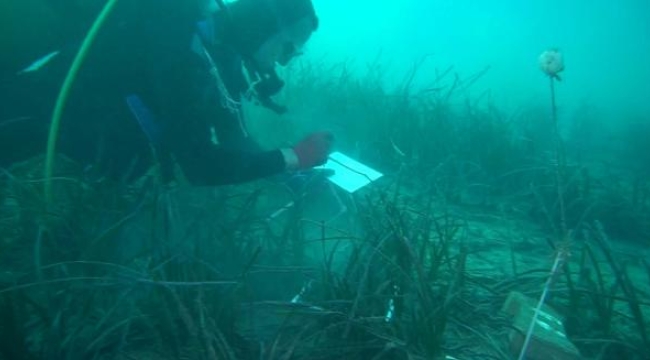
16 50 61 75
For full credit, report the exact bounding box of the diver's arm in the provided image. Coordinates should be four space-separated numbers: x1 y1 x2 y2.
172 140 287 186
161 98 288 185
152 63 289 185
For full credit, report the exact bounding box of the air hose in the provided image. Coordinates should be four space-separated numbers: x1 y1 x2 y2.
44 0 120 204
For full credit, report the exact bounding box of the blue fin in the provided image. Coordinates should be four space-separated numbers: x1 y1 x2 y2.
126 94 161 146
196 19 216 45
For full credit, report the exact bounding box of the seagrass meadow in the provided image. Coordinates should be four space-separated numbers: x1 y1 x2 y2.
1 55 650 359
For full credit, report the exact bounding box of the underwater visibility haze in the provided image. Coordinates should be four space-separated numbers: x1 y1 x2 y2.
1 0 649 359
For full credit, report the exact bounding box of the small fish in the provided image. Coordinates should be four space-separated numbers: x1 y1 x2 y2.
0 116 32 129
16 50 61 75
390 138 406 157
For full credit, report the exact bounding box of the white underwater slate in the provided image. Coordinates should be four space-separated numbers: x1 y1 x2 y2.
317 151 383 193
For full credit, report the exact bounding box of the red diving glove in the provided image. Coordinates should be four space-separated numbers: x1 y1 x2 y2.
282 131 334 170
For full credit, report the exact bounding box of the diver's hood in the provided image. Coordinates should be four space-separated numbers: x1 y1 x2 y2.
202 0 317 114
216 0 317 61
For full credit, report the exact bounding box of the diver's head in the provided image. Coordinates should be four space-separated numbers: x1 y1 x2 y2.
224 0 319 72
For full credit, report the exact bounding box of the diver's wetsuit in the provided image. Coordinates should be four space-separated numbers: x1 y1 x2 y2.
5 0 286 186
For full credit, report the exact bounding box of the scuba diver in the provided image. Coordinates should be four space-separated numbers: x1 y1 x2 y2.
1 0 333 185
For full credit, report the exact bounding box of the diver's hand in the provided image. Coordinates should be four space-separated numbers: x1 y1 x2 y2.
282 131 334 170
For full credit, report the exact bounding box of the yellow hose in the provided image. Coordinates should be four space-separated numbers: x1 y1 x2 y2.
44 0 120 204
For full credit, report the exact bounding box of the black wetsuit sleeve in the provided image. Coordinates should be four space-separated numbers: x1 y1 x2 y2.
170 128 287 186
165 97 285 185
139 0 287 186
